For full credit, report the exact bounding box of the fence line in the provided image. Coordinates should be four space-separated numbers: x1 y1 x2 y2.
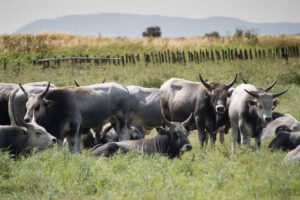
25 46 300 68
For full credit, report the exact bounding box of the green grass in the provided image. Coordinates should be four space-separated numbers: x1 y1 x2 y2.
0 47 300 199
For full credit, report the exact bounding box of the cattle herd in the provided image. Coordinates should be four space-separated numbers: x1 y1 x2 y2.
0 74 299 163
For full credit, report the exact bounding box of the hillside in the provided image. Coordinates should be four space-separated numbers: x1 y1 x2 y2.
15 13 300 37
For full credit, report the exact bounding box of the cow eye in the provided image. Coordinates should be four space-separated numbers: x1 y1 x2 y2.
35 132 42 136
35 105 40 111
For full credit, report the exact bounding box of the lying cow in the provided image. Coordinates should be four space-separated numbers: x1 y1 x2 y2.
229 82 288 153
92 113 193 159
0 114 56 156
262 113 300 140
159 74 237 147
283 145 300 163
82 123 146 148
268 127 300 151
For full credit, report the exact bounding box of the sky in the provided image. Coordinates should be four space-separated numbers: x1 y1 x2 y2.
1 0 300 34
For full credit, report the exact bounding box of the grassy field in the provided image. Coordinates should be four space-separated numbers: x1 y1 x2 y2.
0 35 300 199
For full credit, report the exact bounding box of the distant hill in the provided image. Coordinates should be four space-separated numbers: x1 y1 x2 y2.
15 13 300 37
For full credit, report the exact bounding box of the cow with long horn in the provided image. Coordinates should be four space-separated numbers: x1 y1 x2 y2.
229 82 288 153
159 74 237 147
18 81 134 153
92 113 193 158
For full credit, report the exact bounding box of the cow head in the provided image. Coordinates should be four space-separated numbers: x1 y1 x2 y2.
157 113 193 152
19 82 53 123
24 112 56 152
244 88 288 125
199 73 237 114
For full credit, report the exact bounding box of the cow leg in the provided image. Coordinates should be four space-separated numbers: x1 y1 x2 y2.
114 117 130 141
239 121 250 148
66 122 81 153
195 116 206 148
230 121 239 154
57 138 64 150
219 132 225 144
255 136 261 150
209 132 216 147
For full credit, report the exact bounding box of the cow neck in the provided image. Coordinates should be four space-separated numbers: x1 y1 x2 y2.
152 134 179 158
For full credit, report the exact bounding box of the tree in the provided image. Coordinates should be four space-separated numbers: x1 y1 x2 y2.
142 26 161 37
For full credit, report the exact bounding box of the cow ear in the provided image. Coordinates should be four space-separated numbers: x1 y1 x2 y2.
272 99 279 110
156 128 168 135
227 88 234 97
248 99 257 106
44 99 54 108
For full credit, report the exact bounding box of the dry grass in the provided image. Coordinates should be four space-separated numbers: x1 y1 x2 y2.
1 33 300 56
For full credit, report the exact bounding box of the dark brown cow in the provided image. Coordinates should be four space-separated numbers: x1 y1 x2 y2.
92 113 193 159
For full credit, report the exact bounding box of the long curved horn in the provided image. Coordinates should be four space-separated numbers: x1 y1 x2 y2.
272 89 288 98
19 83 28 97
74 80 80 87
161 112 173 127
181 113 193 127
242 78 248 84
244 89 259 98
199 74 211 90
225 73 237 90
264 80 277 92
102 79 105 83
40 82 50 98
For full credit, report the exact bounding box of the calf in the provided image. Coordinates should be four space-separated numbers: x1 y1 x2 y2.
92 113 193 159
0 114 56 156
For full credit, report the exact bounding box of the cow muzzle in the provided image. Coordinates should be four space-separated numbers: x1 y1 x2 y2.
216 105 225 114
24 117 31 123
263 115 272 123
180 144 193 152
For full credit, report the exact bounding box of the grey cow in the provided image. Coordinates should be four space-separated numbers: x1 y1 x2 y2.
127 85 162 129
92 113 193 159
0 113 56 156
283 145 300 163
159 74 237 147
18 82 134 153
0 82 55 125
229 83 288 153
261 113 300 140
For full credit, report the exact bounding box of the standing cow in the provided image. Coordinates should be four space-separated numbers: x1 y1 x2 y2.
229 83 288 153
159 74 237 147
17 82 134 153
127 85 162 129
0 82 55 125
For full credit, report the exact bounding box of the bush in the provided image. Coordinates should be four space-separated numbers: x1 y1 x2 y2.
204 31 220 39
142 26 162 38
